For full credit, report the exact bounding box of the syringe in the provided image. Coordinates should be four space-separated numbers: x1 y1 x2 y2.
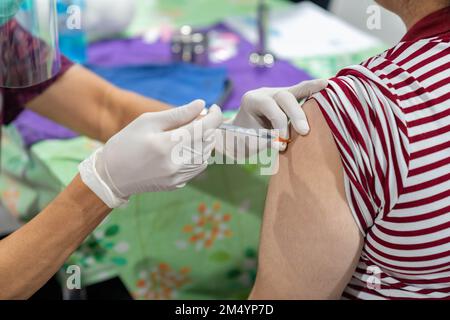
219 123 291 144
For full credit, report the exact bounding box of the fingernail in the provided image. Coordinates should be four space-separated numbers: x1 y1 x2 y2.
273 141 287 152
299 120 310 135
210 104 222 111
192 99 206 108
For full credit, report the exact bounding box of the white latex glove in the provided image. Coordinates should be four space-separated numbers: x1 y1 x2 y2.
224 79 328 155
79 100 223 208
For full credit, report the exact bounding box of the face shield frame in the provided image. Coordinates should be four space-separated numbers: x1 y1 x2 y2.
0 0 61 89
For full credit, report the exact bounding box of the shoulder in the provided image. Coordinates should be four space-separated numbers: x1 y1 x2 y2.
310 63 411 232
251 99 363 299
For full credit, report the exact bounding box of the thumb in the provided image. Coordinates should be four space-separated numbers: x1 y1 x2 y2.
288 79 328 99
158 99 206 131
198 105 224 132
176 104 224 137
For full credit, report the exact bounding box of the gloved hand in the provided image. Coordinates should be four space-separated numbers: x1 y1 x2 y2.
79 100 223 208
216 79 328 158
236 79 328 147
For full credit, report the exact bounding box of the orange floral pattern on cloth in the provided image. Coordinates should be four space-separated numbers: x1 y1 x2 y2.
133 263 191 300
177 202 233 251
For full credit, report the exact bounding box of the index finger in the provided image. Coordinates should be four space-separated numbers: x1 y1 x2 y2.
197 104 224 132
288 79 328 99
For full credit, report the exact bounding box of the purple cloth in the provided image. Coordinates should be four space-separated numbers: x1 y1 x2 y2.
88 24 313 110
14 110 78 144
88 38 173 66
214 24 312 109
14 24 312 146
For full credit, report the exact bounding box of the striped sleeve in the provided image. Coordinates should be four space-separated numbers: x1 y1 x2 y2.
312 66 410 235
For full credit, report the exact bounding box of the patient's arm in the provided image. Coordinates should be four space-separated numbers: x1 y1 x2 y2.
250 99 364 300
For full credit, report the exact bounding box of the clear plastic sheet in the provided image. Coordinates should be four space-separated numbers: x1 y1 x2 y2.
0 0 61 88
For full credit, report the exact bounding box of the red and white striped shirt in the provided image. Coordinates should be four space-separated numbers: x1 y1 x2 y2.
312 7 450 299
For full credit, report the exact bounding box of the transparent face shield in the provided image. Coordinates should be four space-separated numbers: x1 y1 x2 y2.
0 0 61 88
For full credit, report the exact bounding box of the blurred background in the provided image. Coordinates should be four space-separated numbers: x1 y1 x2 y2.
1 0 408 300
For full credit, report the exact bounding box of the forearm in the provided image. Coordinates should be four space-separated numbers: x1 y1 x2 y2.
27 65 172 143
0 175 111 299
102 85 172 141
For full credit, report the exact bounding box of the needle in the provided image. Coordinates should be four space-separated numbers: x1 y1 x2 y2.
201 108 292 144
219 123 283 141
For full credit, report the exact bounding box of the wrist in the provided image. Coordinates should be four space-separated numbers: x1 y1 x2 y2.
79 149 129 209
68 174 112 215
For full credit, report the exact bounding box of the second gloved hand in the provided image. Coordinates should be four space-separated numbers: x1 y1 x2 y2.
217 79 328 158
79 100 223 208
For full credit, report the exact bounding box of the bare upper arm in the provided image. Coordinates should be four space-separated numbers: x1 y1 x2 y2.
26 65 171 142
250 99 364 300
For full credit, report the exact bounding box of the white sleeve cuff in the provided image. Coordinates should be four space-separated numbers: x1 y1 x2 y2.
79 149 129 209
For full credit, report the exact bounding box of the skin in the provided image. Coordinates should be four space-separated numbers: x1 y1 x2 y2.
375 0 450 29
0 176 110 299
250 101 363 299
0 65 171 299
249 0 449 299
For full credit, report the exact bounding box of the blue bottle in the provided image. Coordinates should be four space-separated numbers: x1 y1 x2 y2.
57 0 87 64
